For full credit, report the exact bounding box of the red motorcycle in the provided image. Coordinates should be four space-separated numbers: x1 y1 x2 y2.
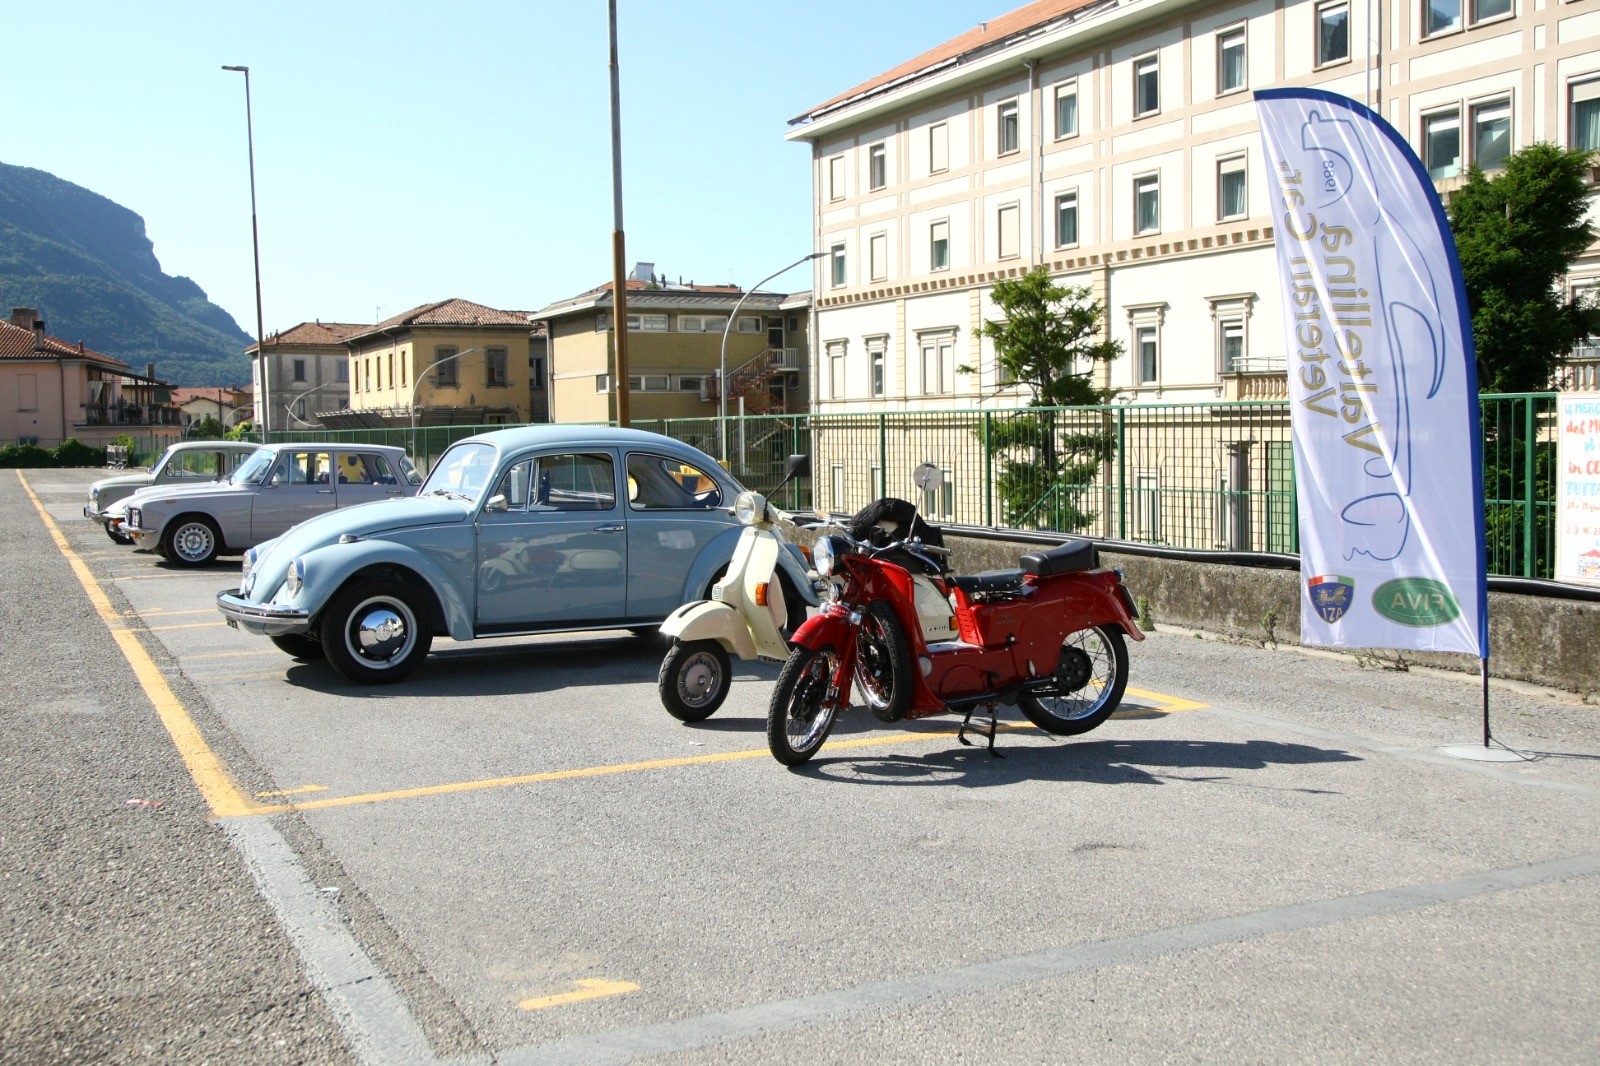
766 498 1144 766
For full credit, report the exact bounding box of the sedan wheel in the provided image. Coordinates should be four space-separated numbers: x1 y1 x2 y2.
162 516 221 567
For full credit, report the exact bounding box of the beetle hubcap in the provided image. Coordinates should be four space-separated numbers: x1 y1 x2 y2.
356 607 407 660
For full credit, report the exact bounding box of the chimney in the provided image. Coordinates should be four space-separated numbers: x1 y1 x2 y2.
146 362 156 380
9 307 38 329
631 261 655 283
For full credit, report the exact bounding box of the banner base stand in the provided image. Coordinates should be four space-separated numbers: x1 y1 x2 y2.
1439 743 1524 762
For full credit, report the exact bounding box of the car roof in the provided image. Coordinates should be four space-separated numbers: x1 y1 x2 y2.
260 441 407 455
458 425 716 457
166 440 258 451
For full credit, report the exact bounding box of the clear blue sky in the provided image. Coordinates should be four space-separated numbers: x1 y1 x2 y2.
3 1 997 338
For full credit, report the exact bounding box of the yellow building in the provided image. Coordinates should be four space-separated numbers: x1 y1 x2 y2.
535 265 812 425
332 299 546 428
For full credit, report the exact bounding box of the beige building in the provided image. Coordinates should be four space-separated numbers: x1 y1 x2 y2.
536 264 813 426
327 299 547 429
246 320 363 433
0 307 181 450
786 0 1600 523
171 385 252 433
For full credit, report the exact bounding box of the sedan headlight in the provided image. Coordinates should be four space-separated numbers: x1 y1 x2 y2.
813 534 848 577
734 491 765 526
127 506 141 529
284 557 305 596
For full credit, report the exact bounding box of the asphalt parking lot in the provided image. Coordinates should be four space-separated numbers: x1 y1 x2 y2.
5 466 1599 1064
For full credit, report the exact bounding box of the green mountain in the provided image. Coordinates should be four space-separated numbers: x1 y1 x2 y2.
0 160 252 386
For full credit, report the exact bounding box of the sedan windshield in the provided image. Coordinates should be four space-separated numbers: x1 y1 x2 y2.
229 447 276 485
420 442 498 501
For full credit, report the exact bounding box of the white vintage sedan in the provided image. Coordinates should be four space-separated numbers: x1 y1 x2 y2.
118 442 421 566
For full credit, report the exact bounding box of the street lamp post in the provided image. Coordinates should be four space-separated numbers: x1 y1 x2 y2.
405 348 479 468
719 251 825 465
222 64 268 441
284 381 343 428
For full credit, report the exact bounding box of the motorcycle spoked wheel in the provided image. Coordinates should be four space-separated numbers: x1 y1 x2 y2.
1016 625 1129 736
854 601 912 722
766 645 842 766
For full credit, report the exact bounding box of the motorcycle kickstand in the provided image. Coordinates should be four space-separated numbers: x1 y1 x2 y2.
957 703 1002 757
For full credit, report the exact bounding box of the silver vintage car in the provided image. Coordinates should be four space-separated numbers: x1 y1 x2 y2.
215 426 816 684
119 442 421 566
84 440 261 543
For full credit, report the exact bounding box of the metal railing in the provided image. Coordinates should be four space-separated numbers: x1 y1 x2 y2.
261 393 1561 579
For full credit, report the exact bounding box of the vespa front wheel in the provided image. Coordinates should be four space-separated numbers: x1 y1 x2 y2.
658 639 731 722
855 601 912 723
1017 625 1129 736
766 645 841 766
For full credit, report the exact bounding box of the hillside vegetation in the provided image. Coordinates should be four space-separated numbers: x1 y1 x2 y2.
0 161 251 385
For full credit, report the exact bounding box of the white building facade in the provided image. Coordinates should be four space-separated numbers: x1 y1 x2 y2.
787 0 1600 416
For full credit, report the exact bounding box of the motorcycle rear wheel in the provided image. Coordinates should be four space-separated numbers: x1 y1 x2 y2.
855 601 912 722
766 645 840 766
658 639 731 722
1017 625 1128 736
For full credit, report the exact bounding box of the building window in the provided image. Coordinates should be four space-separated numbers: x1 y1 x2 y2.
628 375 671 392
919 332 955 395
1134 174 1160 234
1055 191 1079 248
1218 155 1248 220
1134 54 1160 117
1573 78 1600 153
1133 471 1161 541
930 218 950 271
826 341 846 399
998 99 1019 155
929 122 949 173
1054 80 1079 139
295 398 306 420
531 355 546 387
737 316 762 333
1423 109 1461 180
868 142 886 190
1217 26 1246 95
376 358 383 391
1316 2 1349 66
1472 0 1512 23
1424 0 1461 36
867 340 886 397
486 346 508 386
1471 97 1511 171
921 467 955 521
678 315 729 333
1220 318 1246 373
869 232 888 282
336 361 349 383
433 347 458 387
828 155 845 201
830 243 847 288
595 374 610 392
1136 325 1159 384
997 203 1021 260
292 358 307 383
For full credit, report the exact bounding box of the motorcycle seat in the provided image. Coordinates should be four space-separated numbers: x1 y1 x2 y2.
1019 539 1098 577
949 569 1025 596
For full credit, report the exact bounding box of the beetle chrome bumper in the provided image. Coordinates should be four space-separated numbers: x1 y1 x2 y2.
216 589 311 637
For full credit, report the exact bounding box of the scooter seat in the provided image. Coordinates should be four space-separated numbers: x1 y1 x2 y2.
1019 539 1098 576
949 569 1025 596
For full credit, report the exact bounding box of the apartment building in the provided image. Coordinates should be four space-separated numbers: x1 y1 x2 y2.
787 0 1600 414
246 320 363 432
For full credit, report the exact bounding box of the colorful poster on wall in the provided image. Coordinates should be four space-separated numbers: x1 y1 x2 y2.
1255 88 1487 657
1556 392 1600 588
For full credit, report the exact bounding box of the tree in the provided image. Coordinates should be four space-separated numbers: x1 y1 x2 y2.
190 415 225 440
965 268 1123 530
1449 142 1600 393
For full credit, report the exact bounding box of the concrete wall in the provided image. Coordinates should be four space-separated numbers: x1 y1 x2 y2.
944 531 1600 702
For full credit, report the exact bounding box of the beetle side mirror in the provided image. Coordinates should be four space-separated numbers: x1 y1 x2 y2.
485 494 509 513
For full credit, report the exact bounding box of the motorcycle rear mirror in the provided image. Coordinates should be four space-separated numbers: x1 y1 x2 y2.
785 454 811 479
912 462 944 493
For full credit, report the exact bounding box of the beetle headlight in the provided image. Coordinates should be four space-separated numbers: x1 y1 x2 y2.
240 547 257 593
813 534 847 577
284 557 305 596
734 491 765 526
89 487 100 506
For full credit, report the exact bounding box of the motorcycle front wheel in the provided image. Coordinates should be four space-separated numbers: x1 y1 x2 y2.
1017 625 1129 736
855 601 912 722
766 645 841 766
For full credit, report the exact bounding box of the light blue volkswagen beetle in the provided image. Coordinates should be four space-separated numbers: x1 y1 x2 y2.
216 426 816 684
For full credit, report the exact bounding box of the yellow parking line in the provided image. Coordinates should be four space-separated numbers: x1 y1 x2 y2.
519 978 638 1012
21 472 266 819
1121 686 1209 714
257 785 328 798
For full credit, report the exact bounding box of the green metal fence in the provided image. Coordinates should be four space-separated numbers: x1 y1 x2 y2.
264 392 1559 579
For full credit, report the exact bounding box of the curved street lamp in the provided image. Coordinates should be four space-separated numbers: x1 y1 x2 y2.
719 250 825 465
405 348 480 464
283 381 345 428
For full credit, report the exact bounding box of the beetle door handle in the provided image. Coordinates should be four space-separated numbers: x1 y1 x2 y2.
593 524 624 533
318 489 335 495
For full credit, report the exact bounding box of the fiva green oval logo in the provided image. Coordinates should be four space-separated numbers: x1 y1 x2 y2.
1373 578 1461 627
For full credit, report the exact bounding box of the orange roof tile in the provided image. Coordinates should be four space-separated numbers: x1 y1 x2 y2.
0 320 132 370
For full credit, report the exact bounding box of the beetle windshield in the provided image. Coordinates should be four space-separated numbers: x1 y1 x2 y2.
229 447 276 485
420 442 498 501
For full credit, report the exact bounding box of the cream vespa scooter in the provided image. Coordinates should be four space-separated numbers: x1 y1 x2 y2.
657 454 820 721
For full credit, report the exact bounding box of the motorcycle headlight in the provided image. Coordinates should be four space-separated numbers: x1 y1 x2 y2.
284 557 305 596
813 534 847 577
734 491 765 526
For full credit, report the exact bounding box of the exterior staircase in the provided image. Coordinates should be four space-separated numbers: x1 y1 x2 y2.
722 347 801 416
